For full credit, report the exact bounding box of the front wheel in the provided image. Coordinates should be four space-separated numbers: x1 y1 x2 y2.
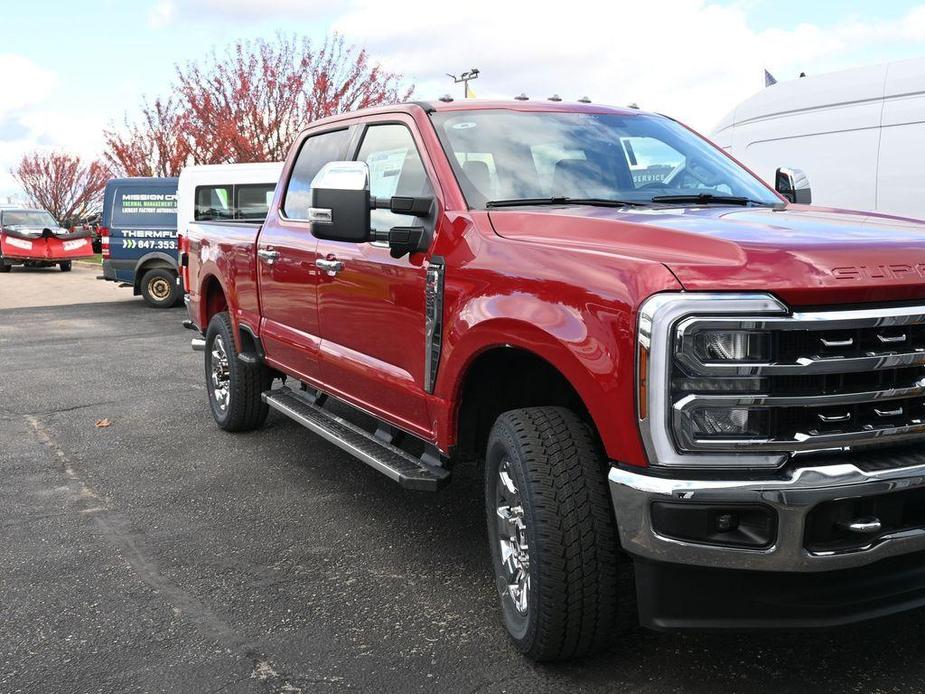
0 261 10 273
59 261 72 272
204 312 272 432
140 268 180 308
485 407 635 661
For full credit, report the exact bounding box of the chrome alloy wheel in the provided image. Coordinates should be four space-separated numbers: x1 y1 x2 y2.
496 459 530 615
210 335 231 412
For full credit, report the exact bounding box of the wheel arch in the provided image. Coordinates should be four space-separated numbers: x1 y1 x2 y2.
439 307 629 463
452 342 601 464
200 273 229 328
133 252 179 294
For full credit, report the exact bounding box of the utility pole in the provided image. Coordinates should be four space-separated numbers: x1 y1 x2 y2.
447 68 480 98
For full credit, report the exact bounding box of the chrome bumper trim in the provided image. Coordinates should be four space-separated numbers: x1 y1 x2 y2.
610 461 925 572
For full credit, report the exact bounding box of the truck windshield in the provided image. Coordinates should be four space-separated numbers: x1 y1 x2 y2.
2 210 58 227
430 110 781 209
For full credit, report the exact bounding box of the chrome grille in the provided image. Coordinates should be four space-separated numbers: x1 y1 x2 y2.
638 294 925 470
673 304 925 457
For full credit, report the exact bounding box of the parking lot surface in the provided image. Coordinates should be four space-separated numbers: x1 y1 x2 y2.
0 262 127 310
4 285 925 692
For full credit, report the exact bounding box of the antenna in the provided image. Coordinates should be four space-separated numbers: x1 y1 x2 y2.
447 68 480 98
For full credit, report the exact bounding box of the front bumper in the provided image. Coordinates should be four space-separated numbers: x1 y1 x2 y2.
610 458 925 573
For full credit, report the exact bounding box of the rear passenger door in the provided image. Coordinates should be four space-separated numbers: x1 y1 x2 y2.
257 127 354 384
314 117 436 438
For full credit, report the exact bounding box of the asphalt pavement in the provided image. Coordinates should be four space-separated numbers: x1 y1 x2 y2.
0 262 125 310
3 270 925 693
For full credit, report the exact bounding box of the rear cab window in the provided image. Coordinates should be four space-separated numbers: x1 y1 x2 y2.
194 184 275 221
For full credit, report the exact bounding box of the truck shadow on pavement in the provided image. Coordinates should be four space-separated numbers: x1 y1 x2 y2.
263 410 925 693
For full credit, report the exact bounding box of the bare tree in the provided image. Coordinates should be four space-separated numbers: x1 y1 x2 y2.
12 152 111 225
105 34 412 175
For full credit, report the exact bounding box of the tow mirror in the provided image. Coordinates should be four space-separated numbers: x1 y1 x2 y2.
308 161 372 243
309 160 435 257
775 167 812 205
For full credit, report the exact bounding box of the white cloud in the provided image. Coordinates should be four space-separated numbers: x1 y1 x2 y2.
148 0 175 29
161 0 334 22
0 54 57 118
332 0 925 131
0 54 108 200
6 0 925 200
0 55 59 199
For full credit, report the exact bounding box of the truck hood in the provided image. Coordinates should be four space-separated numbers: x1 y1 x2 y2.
488 205 925 306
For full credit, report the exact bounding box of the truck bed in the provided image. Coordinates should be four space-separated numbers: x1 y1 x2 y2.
183 220 263 334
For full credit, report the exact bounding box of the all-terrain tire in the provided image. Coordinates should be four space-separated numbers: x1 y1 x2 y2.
140 268 180 308
485 406 635 662
59 261 72 272
204 311 272 432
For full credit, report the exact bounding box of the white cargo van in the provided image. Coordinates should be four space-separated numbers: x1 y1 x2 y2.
713 56 925 218
176 162 284 236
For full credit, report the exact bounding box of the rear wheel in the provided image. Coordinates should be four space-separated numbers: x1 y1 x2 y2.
140 268 180 308
204 311 272 432
485 407 635 661
59 261 72 272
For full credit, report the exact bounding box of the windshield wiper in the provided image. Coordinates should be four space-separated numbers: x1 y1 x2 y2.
649 193 769 206
486 196 647 209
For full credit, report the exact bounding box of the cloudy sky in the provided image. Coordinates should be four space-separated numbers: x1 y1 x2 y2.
2 0 925 199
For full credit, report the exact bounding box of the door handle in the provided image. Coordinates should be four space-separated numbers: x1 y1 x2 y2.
315 258 345 276
257 249 280 264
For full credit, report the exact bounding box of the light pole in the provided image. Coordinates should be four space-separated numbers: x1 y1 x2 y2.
447 68 480 98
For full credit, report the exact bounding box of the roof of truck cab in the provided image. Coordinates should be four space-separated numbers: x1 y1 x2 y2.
305 99 650 129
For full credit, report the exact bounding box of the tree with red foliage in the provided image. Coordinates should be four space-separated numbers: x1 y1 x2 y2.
12 152 111 225
104 34 412 176
103 97 191 178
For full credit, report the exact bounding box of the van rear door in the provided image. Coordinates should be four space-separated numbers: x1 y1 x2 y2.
107 181 178 283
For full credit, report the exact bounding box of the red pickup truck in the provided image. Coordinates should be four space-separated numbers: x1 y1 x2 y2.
182 99 925 661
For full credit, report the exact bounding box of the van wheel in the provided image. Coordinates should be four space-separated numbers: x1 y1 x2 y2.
205 312 272 432
485 407 634 662
140 268 179 308
59 261 72 272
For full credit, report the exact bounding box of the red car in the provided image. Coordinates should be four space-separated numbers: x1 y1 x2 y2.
182 99 925 660
0 208 95 272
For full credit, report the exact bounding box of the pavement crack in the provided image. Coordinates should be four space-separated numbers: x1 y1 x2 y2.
20 414 273 665
22 398 123 416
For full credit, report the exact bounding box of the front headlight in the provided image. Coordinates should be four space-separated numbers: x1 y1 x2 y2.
687 406 770 438
637 293 788 469
691 330 770 362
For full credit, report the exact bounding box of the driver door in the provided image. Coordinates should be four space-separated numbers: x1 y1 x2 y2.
315 118 436 438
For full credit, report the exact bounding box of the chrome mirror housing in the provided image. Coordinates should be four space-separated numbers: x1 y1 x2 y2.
775 167 812 205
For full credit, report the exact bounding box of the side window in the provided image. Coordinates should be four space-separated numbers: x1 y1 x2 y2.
235 184 275 220
195 185 233 221
283 128 352 219
356 124 433 231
